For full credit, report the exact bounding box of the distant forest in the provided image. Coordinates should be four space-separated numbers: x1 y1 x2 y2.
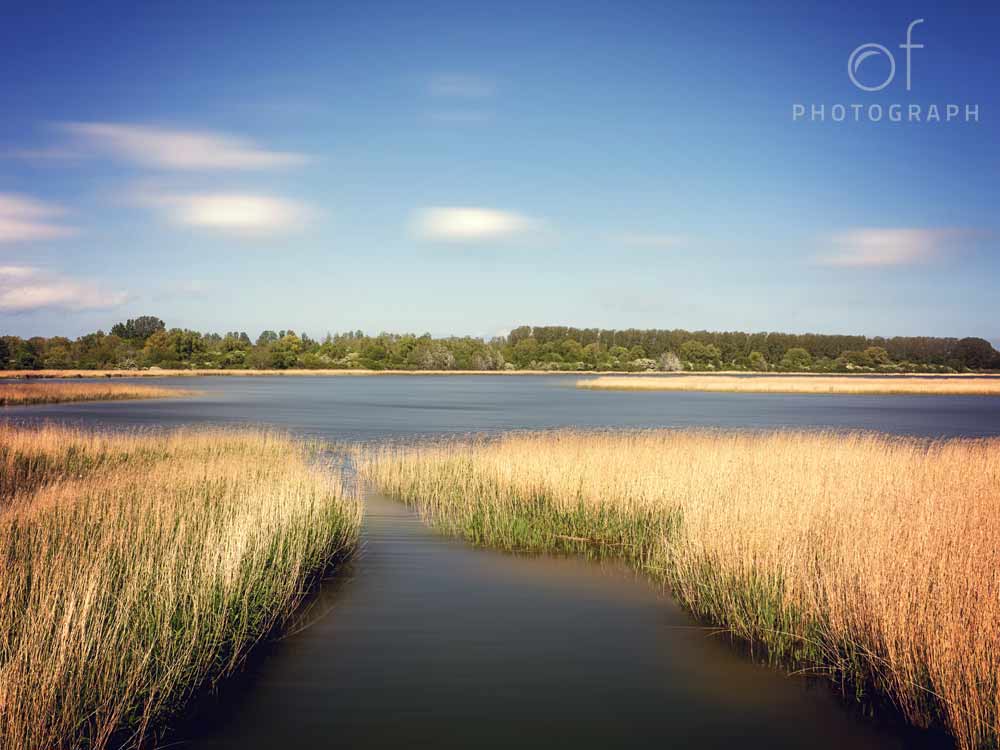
3 317 999 373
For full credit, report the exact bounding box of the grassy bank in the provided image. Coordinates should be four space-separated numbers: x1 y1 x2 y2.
0 425 360 750
578 374 1000 395
7 369 998 380
4 369 599 378
0 381 193 406
360 430 1000 749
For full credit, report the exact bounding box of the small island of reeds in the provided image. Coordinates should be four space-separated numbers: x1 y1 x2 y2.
360 430 1000 750
0 381 193 406
0 425 360 750
577 374 1000 396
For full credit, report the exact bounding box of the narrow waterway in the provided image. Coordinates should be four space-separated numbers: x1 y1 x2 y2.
172 489 947 749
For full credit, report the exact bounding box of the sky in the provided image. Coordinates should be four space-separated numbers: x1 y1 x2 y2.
1 0 998 343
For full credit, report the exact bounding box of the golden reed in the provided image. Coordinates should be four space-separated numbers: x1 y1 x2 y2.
0 424 360 749
578 375 1000 395
362 430 1000 749
0 381 191 406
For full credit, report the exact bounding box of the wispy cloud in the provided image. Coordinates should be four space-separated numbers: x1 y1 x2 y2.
1 146 87 163
136 190 312 236
425 74 495 124
613 232 687 249
0 194 77 243
411 207 537 243
0 266 127 312
428 74 495 98
817 228 966 268
60 123 308 171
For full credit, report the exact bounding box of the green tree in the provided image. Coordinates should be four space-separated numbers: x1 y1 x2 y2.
256 330 279 346
73 332 124 369
779 347 812 371
680 340 721 370
509 338 540 368
952 337 996 370
561 339 584 363
748 351 768 371
42 337 74 369
269 332 302 369
839 350 874 369
864 346 892 366
167 329 206 363
111 316 165 342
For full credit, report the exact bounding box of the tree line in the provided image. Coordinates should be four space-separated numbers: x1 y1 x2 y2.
2 317 998 373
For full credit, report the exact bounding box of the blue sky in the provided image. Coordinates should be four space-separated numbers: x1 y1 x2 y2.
1 0 997 343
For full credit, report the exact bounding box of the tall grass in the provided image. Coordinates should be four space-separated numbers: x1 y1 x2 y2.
0 382 192 406
0 424 360 749
360 430 1000 749
578 374 1000 395
6 369 591 378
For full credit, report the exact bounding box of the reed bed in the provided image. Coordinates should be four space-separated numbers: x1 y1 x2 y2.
360 430 1000 749
578 374 1000 395
4 369 589 379
0 382 192 406
0 424 360 750
8 370 1000 381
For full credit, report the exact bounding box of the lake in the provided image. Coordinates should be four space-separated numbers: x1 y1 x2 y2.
7 374 994 748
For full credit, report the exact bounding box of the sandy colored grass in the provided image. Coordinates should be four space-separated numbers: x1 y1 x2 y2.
0 424 360 749
9 370 998 380
361 430 1000 750
0 382 193 406
3 369 584 379
578 374 1000 395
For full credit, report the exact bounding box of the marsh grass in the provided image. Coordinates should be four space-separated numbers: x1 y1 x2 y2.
5 369 603 379
10 370 1000 380
0 424 360 749
360 430 1000 750
0 382 193 406
577 375 1000 395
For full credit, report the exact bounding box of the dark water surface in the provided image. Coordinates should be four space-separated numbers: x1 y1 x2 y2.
7 375 994 748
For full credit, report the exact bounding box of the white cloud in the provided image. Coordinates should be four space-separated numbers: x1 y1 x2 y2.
0 266 127 312
0 194 76 242
138 191 311 235
614 233 687 249
428 74 495 98
60 122 308 171
817 228 963 267
411 206 536 243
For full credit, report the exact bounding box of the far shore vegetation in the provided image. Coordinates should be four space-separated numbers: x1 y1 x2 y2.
0 381 192 405
360 430 1000 750
578 374 1000 395
0 424 360 750
4 316 999 374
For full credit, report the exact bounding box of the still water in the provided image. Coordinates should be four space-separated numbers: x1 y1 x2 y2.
5 374 998 439
7 375 996 748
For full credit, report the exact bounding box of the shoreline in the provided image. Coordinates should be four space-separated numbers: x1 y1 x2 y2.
4 368 1000 380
